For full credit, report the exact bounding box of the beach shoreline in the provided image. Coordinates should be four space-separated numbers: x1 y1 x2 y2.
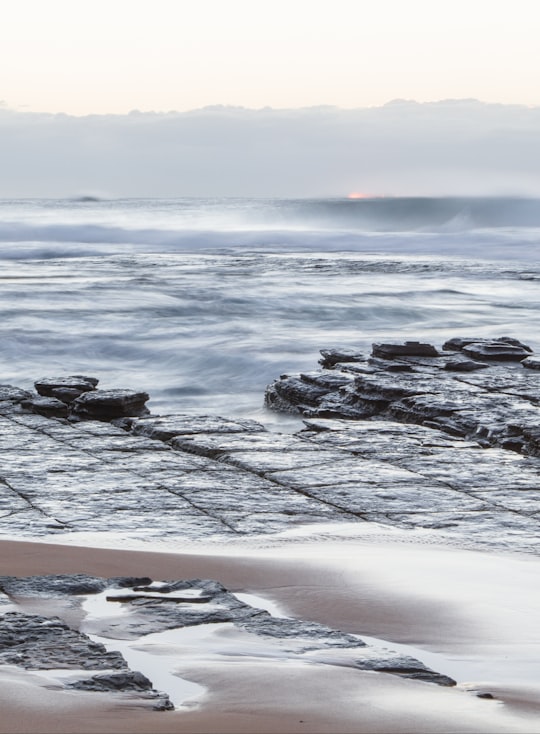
1 535 539 733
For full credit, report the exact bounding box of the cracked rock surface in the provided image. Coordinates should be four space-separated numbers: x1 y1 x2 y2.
0 343 538 553
0 574 456 692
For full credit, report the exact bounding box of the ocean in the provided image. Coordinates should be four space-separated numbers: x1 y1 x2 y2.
1 196 539 424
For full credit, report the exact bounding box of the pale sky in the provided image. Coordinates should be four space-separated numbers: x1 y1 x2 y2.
2 0 540 114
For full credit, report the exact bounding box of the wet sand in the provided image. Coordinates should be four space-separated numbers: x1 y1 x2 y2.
0 535 539 733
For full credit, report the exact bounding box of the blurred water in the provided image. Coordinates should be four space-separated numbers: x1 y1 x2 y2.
0 198 539 423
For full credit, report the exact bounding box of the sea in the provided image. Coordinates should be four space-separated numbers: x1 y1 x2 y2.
1 196 539 426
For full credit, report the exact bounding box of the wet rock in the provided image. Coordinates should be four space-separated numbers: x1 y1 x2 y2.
267 377 334 412
132 414 265 441
319 348 365 368
300 372 354 390
0 574 153 598
443 336 532 353
355 655 455 686
0 385 33 403
0 612 125 670
353 373 430 402
0 364 539 556
69 670 153 692
461 342 531 361
443 358 489 372
0 610 174 710
366 357 415 372
68 673 174 710
265 336 540 454
71 389 150 421
239 614 366 650
371 341 439 359
35 376 98 403
1 574 455 692
522 356 540 370
519 426 540 457
21 396 69 419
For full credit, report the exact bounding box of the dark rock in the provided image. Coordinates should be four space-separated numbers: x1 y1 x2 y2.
0 575 153 598
272 378 332 408
371 341 439 359
367 357 415 372
1 574 456 699
476 692 495 699
357 657 455 686
0 385 33 404
71 389 150 421
239 614 366 650
67 671 174 710
71 375 100 387
69 671 153 692
68 672 175 710
0 574 108 598
461 342 531 361
0 612 125 670
442 336 532 353
21 396 69 418
442 337 488 351
266 336 540 457
35 376 98 402
443 359 489 372
519 426 540 457
299 372 354 390
319 348 365 368
353 374 428 402
522 356 540 370
106 592 213 603
389 395 464 422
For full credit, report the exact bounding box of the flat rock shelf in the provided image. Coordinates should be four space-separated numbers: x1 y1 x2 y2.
0 336 538 553
1 336 540 717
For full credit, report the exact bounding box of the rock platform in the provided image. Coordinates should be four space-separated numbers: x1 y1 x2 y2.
0 573 455 708
0 340 539 710
0 339 538 553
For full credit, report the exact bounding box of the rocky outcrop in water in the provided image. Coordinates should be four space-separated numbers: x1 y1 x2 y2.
0 574 455 691
0 611 173 709
0 349 539 553
5 376 150 422
265 336 540 453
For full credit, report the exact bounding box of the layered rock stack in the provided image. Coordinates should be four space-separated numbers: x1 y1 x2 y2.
265 336 540 455
7 376 150 422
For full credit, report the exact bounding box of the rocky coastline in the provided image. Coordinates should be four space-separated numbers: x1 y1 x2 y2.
1 335 539 714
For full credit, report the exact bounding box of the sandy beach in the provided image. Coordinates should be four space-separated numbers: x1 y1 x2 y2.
1 533 539 734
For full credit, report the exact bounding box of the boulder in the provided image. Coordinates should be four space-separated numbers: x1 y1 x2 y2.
34 376 98 402
371 341 439 359
522 356 540 370
442 336 532 354
71 389 150 421
21 396 69 419
461 342 532 361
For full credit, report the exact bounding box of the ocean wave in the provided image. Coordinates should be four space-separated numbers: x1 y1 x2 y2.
2 195 540 262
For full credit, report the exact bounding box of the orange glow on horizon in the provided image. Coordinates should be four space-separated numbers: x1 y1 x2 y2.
347 192 370 199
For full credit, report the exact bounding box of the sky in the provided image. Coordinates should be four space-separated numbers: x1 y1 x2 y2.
2 0 540 197
2 0 540 114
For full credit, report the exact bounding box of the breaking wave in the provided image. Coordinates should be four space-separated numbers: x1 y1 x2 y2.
1 197 540 261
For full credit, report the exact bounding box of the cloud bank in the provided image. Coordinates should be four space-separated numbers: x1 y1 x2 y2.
1 100 540 197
